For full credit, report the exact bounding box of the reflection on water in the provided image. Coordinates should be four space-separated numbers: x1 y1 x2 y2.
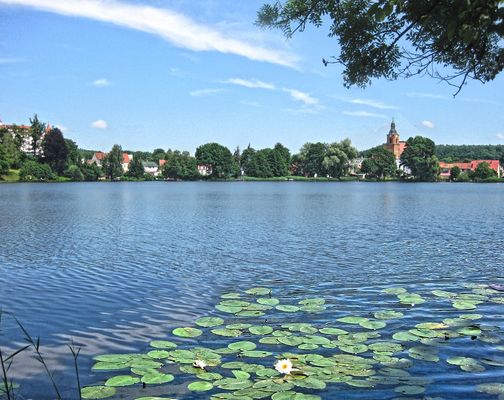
0 182 503 399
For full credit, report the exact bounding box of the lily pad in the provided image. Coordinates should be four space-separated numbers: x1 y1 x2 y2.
249 325 273 335
245 287 271 296
257 298 280 306
105 375 140 387
337 316 369 324
141 373 175 384
196 317 225 327
150 340 177 349
172 327 202 338
211 328 242 337
188 381 214 392
228 341 257 351
275 305 300 313
81 386 116 399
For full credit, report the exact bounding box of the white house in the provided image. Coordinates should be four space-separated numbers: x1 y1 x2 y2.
197 164 213 176
142 161 159 176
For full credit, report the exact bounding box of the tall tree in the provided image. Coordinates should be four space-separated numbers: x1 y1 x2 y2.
127 157 145 179
257 0 503 94
241 145 256 175
42 128 69 174
163 150 198 180
473 162 497 180
102 144 124 180
195 142 238 178
400 136 439 181
29 114 46 157
361 147 397 179
272 143 291 176
323 139 358 178
0 132 23 168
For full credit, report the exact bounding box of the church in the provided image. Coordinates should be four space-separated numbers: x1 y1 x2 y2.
383 120 406 159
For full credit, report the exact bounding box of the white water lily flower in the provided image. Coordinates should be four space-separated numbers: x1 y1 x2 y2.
275 358 293 375
193 359 207 369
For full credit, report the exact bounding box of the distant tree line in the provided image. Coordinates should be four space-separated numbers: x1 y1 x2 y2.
435 144 504 164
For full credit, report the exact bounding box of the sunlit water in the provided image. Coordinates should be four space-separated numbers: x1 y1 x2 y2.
0 182 503 399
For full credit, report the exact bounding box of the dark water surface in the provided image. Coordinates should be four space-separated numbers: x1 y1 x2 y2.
0 182 503 399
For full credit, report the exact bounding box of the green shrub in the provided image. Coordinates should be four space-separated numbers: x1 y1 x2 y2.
19 161 55 181
65 165 84 181
0 159 9 176
456 173 471 182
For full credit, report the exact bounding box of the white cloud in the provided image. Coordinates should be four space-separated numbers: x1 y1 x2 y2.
55 124 68 132
350 98 396 110
497 133 504 140
343 111 387 119
406 92 447 100
421 120 435 129
0 0 297 67
223 78 275 90
91 120 108 129
92 78 110 87
189 88 224 97
283 88 319 105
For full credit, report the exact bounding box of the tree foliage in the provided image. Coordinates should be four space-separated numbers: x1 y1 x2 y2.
257 0 504 94
449 165 461 181
42 128 69 174
163 150 198 180
29 114 46 157
19 160 55 181
473 161 497 180
103 144 124 180
127 157 145 179
361 146 397 179
436 144 504 164
293 139 357 178
400 136 439 181
195 143 238 178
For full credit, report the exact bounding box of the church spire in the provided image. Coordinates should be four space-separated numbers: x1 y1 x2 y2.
389 119 397 135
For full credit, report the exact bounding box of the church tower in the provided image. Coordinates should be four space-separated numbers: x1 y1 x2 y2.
383 120 406 159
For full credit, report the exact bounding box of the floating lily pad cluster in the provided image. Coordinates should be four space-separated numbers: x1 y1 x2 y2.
81 284 504 400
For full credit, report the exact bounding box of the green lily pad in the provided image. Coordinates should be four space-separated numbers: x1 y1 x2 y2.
249 325 273 335
245 287 271 296
374 310 404 320
211 328 242 337
228 341 257 351
382 288 407 294
319 327 348 335
196 317 225 327
236 310 265 317
92 362 129 371
81 386 116 399
221 292 241 299
150 340 177 349
337 316 369 324
359 320 386 330
457 326 481 336
257 298 280 306
394 385 425 395
216 305 243 314
476 383 504 395
141 373 175 384
294 377 326 390
147 350 170 359
275 305 300 312
299 298 325 306
105 375 140 387
188 381 214 391
172 327 202 338
242 350 272 358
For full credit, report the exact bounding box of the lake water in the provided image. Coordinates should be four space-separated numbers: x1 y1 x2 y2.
0 182 503 400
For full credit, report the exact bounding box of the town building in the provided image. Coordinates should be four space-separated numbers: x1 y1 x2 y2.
197 164 213 176
0 120 52 155
89 151 133 173
439 160 501 179
142 161 159 176
383 120 407 160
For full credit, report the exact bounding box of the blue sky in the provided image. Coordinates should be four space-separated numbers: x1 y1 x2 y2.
1 0 503 154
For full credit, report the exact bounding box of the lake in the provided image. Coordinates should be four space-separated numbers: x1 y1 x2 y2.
0 182 503 400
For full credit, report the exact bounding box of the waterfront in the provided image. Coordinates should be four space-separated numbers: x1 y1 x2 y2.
0 182 503 399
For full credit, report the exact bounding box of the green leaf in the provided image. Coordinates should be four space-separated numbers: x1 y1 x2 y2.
81 386 116 399
104 375 140 387
228 341 257 351
249 325 273 335
172 327 202 338
188 381 214 391
150 340 177 349
141 373 175 384
196 317 225 327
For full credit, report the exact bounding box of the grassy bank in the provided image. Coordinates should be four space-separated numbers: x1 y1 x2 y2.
0 169 20 183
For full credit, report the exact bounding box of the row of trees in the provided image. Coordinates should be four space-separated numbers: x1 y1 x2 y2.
436 145 504 164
